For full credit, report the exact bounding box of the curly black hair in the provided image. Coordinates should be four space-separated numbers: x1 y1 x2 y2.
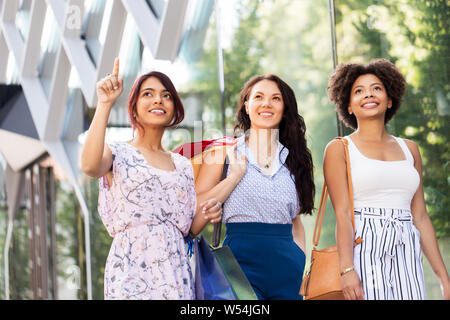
327 59 406 130
234 74 315 215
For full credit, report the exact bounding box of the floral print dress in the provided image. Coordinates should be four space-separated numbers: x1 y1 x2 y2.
98 142 196 300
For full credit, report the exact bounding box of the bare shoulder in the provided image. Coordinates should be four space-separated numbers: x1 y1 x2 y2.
401 138 419 151
324 138 346 159
400 138 423 170
401 138 421 157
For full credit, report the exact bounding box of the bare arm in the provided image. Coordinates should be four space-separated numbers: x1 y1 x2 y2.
323 139 364 300
190 146 246 235
405 139 450 299
292 214 305 252
81 58 123 177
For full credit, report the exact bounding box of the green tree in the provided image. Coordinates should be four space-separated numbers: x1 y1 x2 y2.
84 178 112 299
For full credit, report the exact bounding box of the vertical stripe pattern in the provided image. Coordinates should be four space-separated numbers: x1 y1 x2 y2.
353 207 426 300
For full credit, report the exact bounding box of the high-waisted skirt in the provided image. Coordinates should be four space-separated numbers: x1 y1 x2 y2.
353 207 426 300
223 222 306 300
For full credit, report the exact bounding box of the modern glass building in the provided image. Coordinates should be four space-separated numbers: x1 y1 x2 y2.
0 0 448 300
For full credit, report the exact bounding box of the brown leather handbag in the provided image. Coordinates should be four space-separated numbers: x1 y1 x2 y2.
299 137 362 300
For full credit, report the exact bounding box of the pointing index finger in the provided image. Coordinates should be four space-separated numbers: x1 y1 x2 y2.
113 58 119 77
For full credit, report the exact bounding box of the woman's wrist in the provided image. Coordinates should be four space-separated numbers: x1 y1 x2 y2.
340 265 355 276
97 101 114 109
188 229 197 239
227 172 243 186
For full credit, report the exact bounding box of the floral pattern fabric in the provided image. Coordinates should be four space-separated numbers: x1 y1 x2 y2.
98 142 196 300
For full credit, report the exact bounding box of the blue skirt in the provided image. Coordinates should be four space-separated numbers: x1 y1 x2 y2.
223 222 306 300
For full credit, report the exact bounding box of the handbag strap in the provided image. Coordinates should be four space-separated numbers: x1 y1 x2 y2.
312 137 357 248
211 155 229 248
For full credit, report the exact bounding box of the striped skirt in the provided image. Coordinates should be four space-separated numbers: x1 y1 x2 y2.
353 207 426 300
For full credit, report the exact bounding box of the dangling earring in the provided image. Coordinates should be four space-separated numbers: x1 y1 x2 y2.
347 106 352 115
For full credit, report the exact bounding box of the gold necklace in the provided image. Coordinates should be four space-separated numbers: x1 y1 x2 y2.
246 137 277 170
260 153 275 169
263 159 272 169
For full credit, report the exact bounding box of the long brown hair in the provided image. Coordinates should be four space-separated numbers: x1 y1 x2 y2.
127 71 184 135
235 74 315 215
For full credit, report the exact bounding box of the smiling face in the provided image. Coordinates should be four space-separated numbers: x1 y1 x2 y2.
348 73 392 124
245 79 284 130
135 76 175 128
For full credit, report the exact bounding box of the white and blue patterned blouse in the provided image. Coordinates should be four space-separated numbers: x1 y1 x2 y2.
223 135 300 224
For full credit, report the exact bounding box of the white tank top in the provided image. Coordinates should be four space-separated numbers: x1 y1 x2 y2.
345 136 420 210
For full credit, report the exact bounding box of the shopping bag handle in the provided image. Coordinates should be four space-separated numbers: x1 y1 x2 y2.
211 155 229 248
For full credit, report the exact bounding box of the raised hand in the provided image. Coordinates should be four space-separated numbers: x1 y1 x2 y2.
227 144 247 182
96 57 124 105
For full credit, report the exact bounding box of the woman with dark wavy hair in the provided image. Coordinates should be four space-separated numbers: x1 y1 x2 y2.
324 58 449 300
80 58 222 299
195 74 315 300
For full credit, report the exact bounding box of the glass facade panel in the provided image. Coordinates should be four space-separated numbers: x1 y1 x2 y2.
38 6 61 99
15 0 32 42
111 13 142 128
81 0 107 67
6 51 20 85
145 0 166 21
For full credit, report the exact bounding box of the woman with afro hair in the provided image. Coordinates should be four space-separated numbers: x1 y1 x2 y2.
323 59 449 300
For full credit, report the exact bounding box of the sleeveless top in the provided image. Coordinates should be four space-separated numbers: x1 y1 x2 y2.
223 135 300 224
345 136 420 210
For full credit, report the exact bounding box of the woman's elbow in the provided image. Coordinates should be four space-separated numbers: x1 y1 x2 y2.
81 166 96 178
80 160 100 178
